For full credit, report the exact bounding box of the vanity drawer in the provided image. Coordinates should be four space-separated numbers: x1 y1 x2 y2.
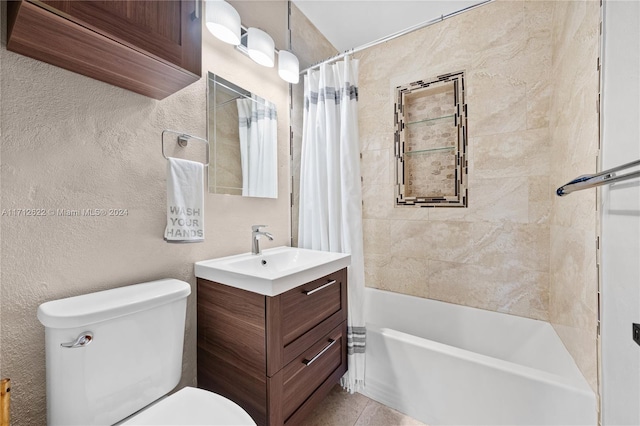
281 323 346 421
280 268 347 346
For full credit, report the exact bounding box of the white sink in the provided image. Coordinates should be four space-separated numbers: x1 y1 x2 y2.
195 246 351 296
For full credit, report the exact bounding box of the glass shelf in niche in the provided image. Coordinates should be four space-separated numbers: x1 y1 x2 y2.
405 114 455 127
404 146 455 155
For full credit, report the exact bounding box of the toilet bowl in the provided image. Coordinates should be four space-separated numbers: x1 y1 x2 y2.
38 279 256 426
119 387 254 425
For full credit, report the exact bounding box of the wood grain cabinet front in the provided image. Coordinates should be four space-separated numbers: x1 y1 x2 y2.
197 268 348 426
6 0 201 99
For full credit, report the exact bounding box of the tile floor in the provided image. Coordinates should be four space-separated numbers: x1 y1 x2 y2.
301 385 426 426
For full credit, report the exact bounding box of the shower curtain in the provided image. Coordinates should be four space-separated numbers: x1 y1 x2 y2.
236 97 278 198
298 57 366 393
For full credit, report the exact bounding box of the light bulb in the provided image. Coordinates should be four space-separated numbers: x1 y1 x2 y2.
206 0 241 45
247 27 275 67
278 50 300 84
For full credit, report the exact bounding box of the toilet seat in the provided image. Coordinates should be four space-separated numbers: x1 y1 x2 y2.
121 386 256 425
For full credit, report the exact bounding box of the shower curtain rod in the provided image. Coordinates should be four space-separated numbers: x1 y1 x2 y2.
299 0 494 74
556 159 640 196
216 95 264 107
216 96 243 107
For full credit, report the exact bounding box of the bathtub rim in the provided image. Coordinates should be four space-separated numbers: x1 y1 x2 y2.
364 287 594 395
365 323 594 397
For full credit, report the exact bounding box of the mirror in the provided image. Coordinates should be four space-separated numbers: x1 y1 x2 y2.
207 72 278 198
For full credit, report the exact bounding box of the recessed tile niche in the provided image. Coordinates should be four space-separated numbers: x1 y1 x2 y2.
395 71 468 207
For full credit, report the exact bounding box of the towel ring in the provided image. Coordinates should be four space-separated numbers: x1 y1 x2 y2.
161 129 209 166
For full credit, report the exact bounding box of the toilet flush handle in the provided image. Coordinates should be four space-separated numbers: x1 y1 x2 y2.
61 332 93 349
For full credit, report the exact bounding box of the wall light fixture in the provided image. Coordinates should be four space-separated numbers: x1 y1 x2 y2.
205 0 241 45
206 0 300 83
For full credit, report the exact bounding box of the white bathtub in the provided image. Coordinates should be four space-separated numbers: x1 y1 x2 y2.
360 288 596 425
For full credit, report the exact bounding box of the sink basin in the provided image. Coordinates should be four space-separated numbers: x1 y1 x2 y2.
195 246 351 296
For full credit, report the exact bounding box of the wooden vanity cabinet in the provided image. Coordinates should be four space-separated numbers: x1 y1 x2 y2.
6 0 201 99
197 268 348 426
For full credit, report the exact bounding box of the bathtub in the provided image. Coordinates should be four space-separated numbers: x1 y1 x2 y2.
360 288 596 425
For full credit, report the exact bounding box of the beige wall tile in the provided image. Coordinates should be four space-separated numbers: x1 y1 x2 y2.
428 177 530 224
363 183 396 220
529 176 551 224
473 128 550 179
361 149 392 185
364 254 388 290
362 219 391 256
361 130 395 152
424 221 550 273
382 257 429 299
553 323 598 392
549 225 598 329
428 260 549 321
364 254 428 297
527 80 552 130
547 0 600 391
468 70 528 137
389 220 428 259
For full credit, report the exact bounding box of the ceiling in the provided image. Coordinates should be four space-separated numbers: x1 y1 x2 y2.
292 0 487 52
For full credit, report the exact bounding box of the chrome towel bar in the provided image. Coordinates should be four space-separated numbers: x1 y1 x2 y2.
161 129 209 166
556 159 640 196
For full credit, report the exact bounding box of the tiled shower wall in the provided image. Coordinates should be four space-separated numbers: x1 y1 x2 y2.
548 0 600 392
357 0 554 321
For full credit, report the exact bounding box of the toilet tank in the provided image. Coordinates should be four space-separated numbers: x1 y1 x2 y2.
37 279 191 426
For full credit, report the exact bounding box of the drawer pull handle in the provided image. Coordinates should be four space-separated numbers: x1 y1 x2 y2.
303 339 337 366
303 280 337 296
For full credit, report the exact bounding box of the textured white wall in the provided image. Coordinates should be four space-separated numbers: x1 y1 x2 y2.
0 8 289 426
601 1 640 424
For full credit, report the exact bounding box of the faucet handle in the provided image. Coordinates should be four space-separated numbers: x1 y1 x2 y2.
252 224 267 232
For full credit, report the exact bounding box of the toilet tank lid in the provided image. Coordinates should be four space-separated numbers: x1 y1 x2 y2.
37 279 191 329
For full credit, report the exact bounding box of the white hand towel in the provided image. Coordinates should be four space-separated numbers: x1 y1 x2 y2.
164 157 204 243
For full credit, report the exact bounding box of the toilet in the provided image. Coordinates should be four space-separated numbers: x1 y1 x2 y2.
37 278 255 426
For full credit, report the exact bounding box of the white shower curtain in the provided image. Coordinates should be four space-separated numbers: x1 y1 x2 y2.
237 97 278 198
298 57 366 393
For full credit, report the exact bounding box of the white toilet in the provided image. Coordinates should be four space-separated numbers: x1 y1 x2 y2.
37 278 256 426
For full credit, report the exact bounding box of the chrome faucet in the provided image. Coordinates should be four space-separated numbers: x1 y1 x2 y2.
251 225 274 255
